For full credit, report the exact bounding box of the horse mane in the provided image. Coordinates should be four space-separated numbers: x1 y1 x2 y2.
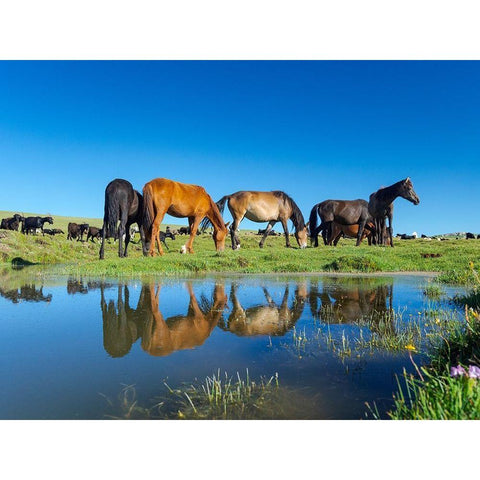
272 191 305 231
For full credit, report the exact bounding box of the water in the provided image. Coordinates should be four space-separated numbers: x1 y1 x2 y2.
0 269 464 419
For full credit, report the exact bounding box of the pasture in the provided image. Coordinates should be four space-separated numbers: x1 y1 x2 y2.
0 210 479 282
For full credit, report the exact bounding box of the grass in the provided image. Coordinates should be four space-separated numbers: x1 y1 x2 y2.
379 281 480 419
103 370 287 420
2 211 480 280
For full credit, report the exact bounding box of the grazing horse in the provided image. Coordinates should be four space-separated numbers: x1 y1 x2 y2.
99 179 146 259
201 190 308 250
142 178 229 256
22 216 53 235
1 214 24 231
368 178 420 247
309 199 371 247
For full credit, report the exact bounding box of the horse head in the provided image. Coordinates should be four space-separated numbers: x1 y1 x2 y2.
295 222 309 249
213 221 230 252
401 178 420 205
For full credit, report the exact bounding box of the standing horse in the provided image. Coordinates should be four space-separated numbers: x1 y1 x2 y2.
99 178 146 259
201 191 308 250
368 178 420 247
142 178 229 256
309 199 372 247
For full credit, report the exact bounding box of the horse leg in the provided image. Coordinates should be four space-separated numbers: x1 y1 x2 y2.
387 213 394 248
230 215 242 250
183 216 201 254
123 222 132 257
259 220 276 248
280 219 291 248
99 221 107 260
149 209 167 257
356 219 367 246
117 210 128 258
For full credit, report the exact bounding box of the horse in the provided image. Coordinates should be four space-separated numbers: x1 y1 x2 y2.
142 178 229 256
201 190 308 250
368 178 420 247
309 199 372 247
1 214 24 231
327 221 376 246
99 178 146 259
22 216 53 235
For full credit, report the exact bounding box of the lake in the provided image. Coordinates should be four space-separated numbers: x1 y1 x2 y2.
0 269 463 419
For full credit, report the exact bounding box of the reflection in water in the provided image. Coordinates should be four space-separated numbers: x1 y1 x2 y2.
223 283 307 336
100 282 228 358
101 285 142 357
142 283 227 357
67 278 107 295
309 278 393 325
0 283 52 303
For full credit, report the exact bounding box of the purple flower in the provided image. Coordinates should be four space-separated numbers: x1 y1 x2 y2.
468 365 480 379
450 365 467 377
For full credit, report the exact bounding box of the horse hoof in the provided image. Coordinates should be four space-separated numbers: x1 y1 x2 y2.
180 245 187 254
235 245 241 250
259 244 264 248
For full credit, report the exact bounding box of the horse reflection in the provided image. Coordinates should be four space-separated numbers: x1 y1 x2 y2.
224 283 307 336
141 282 227 357
101 284 142 357
0 283 52 303
309 279 393 326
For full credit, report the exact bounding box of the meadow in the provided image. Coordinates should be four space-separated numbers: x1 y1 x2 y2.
1 211 479 282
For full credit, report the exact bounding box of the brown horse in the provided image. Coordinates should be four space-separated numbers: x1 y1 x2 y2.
329 222 375 246
142 178 229 256
201 191 308 249
368 178 420 247
309 199 372 247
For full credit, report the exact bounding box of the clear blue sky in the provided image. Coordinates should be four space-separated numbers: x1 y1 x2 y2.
1 61 479 235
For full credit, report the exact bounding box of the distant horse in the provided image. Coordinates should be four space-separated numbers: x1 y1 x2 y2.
142 178 229 256
309 199 371 247
1 214 24 231
368 178 420 247
99 178 146 259
201 190 308 250
22 216 53 235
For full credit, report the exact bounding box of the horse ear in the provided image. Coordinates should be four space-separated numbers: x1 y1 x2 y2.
225 221 231 228
405 177 410 183
305 221 310 228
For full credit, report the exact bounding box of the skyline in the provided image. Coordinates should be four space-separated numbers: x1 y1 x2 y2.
1 61 479 235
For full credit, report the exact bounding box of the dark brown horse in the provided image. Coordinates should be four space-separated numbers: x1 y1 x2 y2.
142 178 229 256
368 178 420 247
99 179 146 259
309 199 372 247
201 190 308 250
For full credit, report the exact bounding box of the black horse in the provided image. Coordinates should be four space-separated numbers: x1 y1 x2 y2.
0 214 24 231
22 216 53 235
368 178 420 247
309 199 372 247
99 179 146 259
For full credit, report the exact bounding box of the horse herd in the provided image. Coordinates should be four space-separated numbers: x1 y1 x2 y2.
93 176 420 260
0 176 421 259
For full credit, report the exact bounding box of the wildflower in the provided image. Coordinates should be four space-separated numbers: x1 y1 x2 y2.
468 365 480 379
405 344 416 351
450 365 467 377
435 318 440 324
469 261 474 269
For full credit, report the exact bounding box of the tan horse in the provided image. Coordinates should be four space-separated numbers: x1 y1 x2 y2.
141 282 227 357
142 178 229 256
201 190 308 250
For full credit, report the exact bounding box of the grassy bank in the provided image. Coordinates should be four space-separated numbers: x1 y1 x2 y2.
1 211 480 279
381 265 480 419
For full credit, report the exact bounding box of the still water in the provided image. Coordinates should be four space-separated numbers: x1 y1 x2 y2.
0 269 462 419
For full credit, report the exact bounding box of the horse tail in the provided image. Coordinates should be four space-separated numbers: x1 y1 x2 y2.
200 195 229 232
309 204 319 241
142 183 155 236
104 188 120 238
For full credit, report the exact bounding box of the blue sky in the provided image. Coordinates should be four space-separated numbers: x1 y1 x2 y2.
0 61 479 235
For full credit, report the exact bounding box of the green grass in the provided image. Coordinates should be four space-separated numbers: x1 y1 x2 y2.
103 370 290 420
2 212 480 280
